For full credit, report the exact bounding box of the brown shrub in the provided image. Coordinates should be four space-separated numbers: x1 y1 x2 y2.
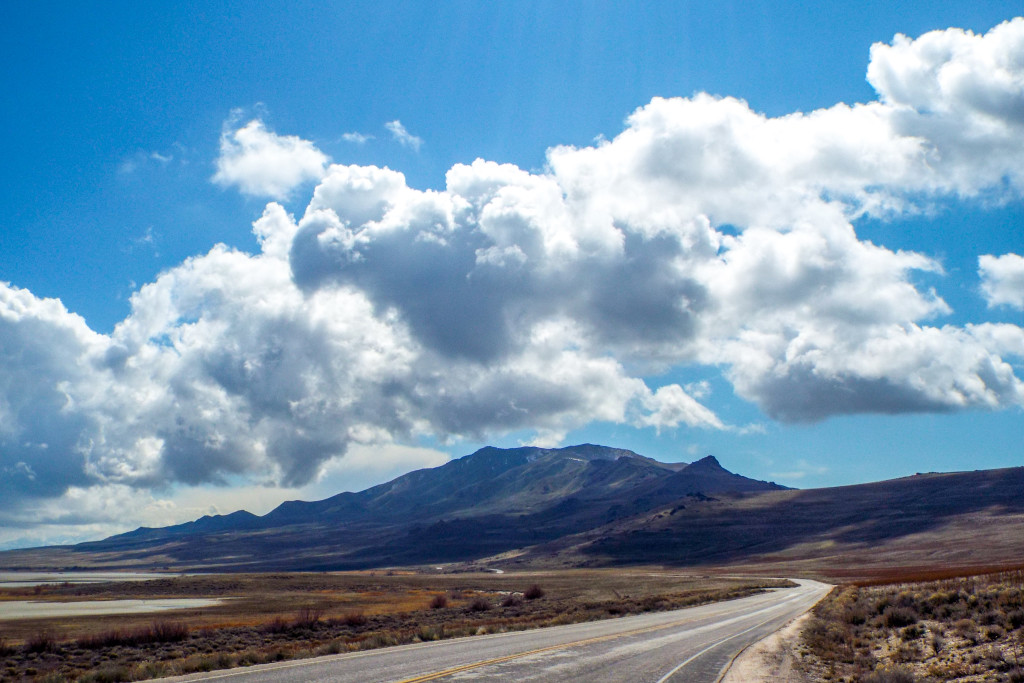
639 595 669 611
953 618 978 636
863 665 919 683
928 660 971 679
24 630 58 653
76 629 129 648
843 605 869 625
803 618 854 663
262 616 291 633
79 665 131 683
468 597 490 612
151 620 189 642
417 625 440 641
501 594 522 608
986 625 1005 641
892 642 922 663
137 661 169 678
883 605 918 628
78 620 189 648
900 624 924 641
430 594 449 609
524 584 545 600
361 632 398 649
340 611 368 627
292 607 323 629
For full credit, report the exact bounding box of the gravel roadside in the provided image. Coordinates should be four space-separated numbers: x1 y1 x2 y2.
720 612 812 683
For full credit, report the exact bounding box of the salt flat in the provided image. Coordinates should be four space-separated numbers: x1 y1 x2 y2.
0 598 221 620
0 571 179 588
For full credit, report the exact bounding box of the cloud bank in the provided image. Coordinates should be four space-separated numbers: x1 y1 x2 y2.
2 20 1024 534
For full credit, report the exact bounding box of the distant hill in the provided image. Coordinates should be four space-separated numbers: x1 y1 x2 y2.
2 445 1021 577
512 465 1024 579
0 444 783 571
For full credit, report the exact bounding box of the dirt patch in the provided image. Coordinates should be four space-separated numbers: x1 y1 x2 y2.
721 612 812 683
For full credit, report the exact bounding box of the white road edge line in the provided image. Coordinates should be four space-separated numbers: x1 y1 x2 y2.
654 589 814 683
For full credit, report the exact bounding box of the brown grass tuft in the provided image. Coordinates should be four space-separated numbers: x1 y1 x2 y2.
76 620 188 649
291 606 323 629
524 584 545 600
24 630 59 653
339 611 368 627
501 594 522 608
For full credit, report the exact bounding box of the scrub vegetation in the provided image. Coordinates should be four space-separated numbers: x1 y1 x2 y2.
800 567 1024 682
0 570 790 682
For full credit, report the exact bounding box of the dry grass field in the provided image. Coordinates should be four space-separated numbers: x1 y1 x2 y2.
798 566 1024 682
0 570 790 682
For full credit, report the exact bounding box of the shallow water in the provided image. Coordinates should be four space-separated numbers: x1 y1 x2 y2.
0 571 179 588
0 598 222 620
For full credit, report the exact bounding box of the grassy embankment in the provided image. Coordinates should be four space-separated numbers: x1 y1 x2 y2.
0 570 791 682
799 566 1024 682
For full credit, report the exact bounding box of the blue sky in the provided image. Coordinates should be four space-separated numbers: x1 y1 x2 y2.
1 2 1023 548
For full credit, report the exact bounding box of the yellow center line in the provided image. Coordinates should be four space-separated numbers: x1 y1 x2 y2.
391 614 709 683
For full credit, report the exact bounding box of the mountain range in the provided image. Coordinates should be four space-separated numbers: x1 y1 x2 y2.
2 444 1022 577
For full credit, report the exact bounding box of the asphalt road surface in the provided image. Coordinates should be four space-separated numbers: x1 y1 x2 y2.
165 579 830 683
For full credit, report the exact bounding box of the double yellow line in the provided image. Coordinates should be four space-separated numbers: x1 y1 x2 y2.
393 614 702 683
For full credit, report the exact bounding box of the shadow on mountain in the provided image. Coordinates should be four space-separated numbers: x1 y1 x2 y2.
575 466 1024 567
2 445 1022 573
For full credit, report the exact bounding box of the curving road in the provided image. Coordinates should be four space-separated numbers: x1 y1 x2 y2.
164 579 830 683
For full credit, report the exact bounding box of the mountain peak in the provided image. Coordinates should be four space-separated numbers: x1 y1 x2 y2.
689 455 724 470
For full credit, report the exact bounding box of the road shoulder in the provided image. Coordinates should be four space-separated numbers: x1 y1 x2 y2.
719 612 812 683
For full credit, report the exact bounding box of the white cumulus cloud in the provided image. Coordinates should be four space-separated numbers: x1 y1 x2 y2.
213 119 329 199
980 253 1024 309
3 20 1024 542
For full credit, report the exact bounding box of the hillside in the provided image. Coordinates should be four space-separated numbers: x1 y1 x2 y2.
2 445 1022 577
513 466 1024 579
0 444 783 571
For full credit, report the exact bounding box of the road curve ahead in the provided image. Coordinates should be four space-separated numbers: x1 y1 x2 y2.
165 579 830 683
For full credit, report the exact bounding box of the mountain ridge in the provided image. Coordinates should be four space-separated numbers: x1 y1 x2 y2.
112 444 773 542
2 444 1021 577
0 444 784 570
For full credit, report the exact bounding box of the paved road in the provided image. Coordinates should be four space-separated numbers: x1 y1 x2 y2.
165 579 830 683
